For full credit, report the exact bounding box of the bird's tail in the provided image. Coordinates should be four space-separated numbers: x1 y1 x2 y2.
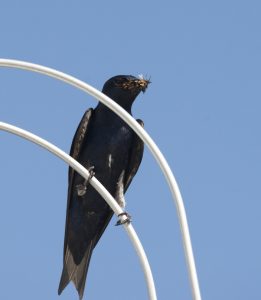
58 243 93 300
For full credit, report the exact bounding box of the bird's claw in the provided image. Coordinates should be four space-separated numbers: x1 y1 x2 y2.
115 212 132 226
76 183 87 196
76 166 95 197
87 166 95 180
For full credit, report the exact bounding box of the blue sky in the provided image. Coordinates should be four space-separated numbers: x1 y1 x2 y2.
0 1 260 299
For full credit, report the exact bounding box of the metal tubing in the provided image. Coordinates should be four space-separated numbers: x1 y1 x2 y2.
0 121 157 300
0 59 201 300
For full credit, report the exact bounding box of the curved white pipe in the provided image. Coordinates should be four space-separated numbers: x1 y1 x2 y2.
0 59 201 300
0 121 157 300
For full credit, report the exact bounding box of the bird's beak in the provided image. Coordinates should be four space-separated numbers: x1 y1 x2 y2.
136 77 151 93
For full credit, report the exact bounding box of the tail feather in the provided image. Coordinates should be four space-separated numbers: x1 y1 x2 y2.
58 242 93 300
58 265 70 296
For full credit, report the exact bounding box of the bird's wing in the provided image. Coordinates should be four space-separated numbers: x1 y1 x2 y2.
68 108 93 181
123 119 144 192
59 108 94 296
64 108 93 257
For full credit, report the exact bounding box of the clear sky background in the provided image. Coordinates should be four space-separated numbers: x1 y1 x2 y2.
0 1 260 299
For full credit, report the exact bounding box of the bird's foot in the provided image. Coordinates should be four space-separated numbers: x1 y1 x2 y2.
76 166 95 197
115 212 132 226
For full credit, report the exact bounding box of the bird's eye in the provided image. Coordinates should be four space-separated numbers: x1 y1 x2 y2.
116 78 127 84
114 78 130 89
114 79 122 85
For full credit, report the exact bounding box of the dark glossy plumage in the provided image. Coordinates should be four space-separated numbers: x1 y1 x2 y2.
58 75 150 299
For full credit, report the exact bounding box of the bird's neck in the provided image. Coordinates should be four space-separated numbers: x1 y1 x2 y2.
95 102 133 116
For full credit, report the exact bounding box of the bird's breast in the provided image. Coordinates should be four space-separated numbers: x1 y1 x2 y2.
79 123 132 179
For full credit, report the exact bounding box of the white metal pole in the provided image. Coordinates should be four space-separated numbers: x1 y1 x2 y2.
0 59 201 300
0 121 157 300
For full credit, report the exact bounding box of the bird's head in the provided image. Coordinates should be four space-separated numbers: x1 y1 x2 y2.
102 75 150 111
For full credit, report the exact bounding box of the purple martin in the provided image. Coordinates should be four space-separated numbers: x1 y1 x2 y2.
58 75 150 299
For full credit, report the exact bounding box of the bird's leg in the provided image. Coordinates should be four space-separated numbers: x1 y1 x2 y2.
115 171 126 208
114 170 131 225
115 212 132 226
76 166 95 197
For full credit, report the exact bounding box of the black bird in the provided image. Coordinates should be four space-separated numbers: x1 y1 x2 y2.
58 75 150 299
